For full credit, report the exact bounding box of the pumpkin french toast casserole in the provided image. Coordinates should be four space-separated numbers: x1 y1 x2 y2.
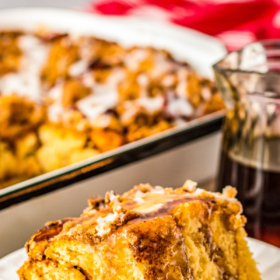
18 180 261 280
0 30 224 188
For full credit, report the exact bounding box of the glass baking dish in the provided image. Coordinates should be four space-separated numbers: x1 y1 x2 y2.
0 8 226 210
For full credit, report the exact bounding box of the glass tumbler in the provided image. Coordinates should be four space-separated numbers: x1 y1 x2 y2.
213 41 280 247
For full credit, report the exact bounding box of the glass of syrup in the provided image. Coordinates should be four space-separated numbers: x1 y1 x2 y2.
213 41 280 247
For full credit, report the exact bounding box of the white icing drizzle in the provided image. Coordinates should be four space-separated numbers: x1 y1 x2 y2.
149 52 173 79
47 84 64 122
77 69 125 123
137 95 164 114
201 86 212 102
0 35 49 101
124 49 149 71
19 35 49 74
69 60 88 77
133 196 145 203
48 68 125 124
77 88 117 121
83 72 95 88
162 75 175 87
48 83 63 100
107 68 126 85
176 68 189 99
47 102 64 123
167 96 194 118
121 95 164 123
137 73 149 87
95 213 119 237
0 73 41 101
134 189 146 198
120 106 139 124
134 186 165 199
93 114 112 128
150 186 165 194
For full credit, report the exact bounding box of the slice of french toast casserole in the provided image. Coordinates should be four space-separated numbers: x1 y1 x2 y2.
18 180 261 280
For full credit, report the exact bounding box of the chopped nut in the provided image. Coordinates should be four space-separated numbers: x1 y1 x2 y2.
181 180 197 193
83 196 105 214
105 191 120 206
222 186 237 198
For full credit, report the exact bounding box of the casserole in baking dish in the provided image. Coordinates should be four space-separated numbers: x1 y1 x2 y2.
0 28 224 188
0 8 226 209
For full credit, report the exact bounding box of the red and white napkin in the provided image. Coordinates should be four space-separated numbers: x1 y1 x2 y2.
87 0 280 51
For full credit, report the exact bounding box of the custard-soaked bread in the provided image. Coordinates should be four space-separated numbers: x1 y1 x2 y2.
18 181 261 280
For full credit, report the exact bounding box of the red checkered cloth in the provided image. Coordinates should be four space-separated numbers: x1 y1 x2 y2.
87 0 280 51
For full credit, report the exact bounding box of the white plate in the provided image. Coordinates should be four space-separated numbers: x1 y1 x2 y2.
0 238 279 280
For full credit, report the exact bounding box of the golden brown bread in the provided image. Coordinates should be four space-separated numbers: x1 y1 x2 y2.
18 181 261 280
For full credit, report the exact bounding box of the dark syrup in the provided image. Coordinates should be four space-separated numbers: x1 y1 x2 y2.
218 152 280 247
